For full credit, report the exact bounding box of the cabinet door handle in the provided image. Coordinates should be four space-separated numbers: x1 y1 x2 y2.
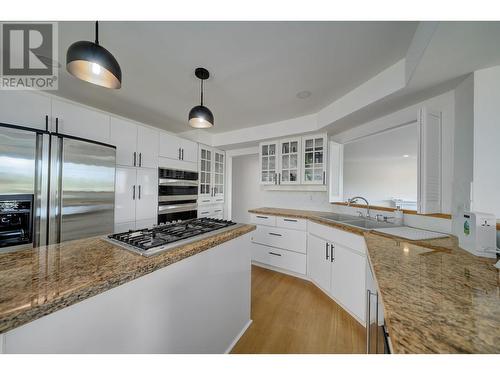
201 211 209 215
323 171 326 185
326 242 329 260
138 185 141 200
181 148 184 160
269 252 282 257
139 152 142 167
268 232 282 237
330 244 334 262
284 218 297 222
55 117 59 133
178 148 181 160
214 210 222 213
256 216 268 219
274 172 277 185
278 173 281 185
133 152 137 166
45 115 49 132
132 185 136 200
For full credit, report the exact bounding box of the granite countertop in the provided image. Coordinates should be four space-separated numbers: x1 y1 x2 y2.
249 207 500 353
0 224 255 335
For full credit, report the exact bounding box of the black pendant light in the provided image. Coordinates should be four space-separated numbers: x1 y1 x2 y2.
189 68 214 128
66 21 122 89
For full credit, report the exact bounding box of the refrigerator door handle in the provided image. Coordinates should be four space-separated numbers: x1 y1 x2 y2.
133 152 137 167
139 152 142 167
138 185 141 200
133 185 136 200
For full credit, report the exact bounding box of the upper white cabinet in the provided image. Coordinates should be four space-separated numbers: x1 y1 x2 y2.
198 144 225 205
259 133 327 187
52 99 110 144
0 91 51 130
259 141 278 185
110 117 159 168
301 133 327 185
159 133 197 163
279 138 301 184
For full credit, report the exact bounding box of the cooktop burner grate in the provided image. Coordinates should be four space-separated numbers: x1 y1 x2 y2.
107 217 240 256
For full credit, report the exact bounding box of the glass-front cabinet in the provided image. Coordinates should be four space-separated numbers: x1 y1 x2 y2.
259 141 278 185
259 133 327 187
279 138 301 184
198 144 225 204
302 134 327 185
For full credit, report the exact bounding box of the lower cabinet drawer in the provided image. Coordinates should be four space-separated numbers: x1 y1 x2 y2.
250 213 276 227
251 243 306 275
251 225 307 254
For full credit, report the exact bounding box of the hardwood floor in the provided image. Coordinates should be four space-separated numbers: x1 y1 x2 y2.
231 265 366 354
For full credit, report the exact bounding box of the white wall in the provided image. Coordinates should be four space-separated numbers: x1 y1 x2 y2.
451 75 474 236
472 66 500 219
231 154 330 224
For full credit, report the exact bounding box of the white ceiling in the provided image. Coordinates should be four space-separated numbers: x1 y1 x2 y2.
51 21 418 134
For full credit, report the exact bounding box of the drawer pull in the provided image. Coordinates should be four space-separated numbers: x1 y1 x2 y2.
269 252 282 257
268 232 282 237
284 218 297 222
256 215 268 219
201 211 209 214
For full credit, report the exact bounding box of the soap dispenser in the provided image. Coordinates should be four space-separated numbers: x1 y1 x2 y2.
393 205 404 226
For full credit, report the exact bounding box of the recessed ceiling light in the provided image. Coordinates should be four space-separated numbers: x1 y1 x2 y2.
403 154 409 158
296 90 311 99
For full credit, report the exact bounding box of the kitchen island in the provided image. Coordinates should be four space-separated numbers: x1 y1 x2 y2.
248 207 500 353
0 224 255 353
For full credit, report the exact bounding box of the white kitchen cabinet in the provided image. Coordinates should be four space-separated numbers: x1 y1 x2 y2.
110 117 159 169
135 168 159 221
330 242 366 322
115 167 158 226
110 117 138 167
307 234 332 293
198 144 225 205
137 126 159 169
52 98 110 144
0 90 51 130
159 132 198 164
301 133 327 185
198 204 224 219
259 141 278 185
115 167 137 224
279 138 301 184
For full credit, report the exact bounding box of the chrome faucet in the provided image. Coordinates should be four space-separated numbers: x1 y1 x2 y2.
347 196 371 219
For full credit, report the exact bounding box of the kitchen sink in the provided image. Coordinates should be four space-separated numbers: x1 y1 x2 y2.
317 213 400 230
338 219 398 230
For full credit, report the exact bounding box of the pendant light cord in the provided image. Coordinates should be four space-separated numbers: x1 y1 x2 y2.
95 21 99 45
200 79 204 106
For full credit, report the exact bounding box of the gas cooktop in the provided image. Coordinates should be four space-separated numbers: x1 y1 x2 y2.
106 217 241 257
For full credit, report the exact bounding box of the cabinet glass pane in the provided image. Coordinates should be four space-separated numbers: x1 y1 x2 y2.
269 144 276 155
262 172 268 182
282 143 289 154
290 170 297 182
315 152 323 164
262 156 268 170
315 138 323 149
262 145 268 156
206 174 210 183
282 155 289 169
290 154 297 168
305 139 313 151
207 150 211 159
314 168 323 181
304 169 312 181
282 170 290 182
269 156 275 170
305 152 313 167
291 141 298 153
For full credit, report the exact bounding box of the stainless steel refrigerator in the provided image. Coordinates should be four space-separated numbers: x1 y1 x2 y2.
0 123 116 250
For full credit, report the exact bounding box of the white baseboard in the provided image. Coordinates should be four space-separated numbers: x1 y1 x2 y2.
251 261 309 281
225 319 253 354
